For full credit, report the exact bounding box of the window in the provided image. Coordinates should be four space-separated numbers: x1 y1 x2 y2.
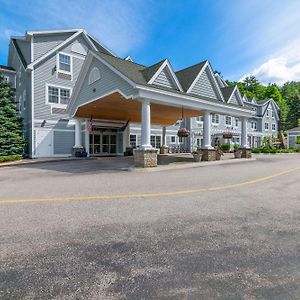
58 53 71 73
88 67 101 85
3 75 9 83
225 116 232 126
60 88 71 105
272 124 276 131
251 121 257 130
179 137 183 143
196 116 203 122
23 90 26 109
266 110 269 117
171 136 176 143
235 118 239 127
150 135 161 148
211 114 219 124
130 134 137 148
47 85 71 106
272 111 274 118
265 122 269 130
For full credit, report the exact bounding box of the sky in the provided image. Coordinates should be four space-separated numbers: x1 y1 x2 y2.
1 0 300 85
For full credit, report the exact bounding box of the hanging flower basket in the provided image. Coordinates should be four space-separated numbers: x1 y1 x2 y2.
223 132 233 139
177 128 190 138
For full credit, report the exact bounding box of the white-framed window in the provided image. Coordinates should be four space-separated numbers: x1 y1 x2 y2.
150 135 161 148
46 85 71 107
251 121 257 130
23 90 27 110
272 124 276 131
58 53 71 73
196 116 203 122
130 134 137 148
179 136 183 143
265 122 269 130
170 136 176 143
234 117 239 127
211 114 219 124
232 137 240 144
18 69 21 87
266 110 269 117
272 110 274 118
3 75 9 83
88 67 101 85
225 116 232 126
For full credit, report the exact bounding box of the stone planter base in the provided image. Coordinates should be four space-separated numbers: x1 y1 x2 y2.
159 146 169 154
72 146 84 156
134 149 158 168
201 149 216 161
234 151 242 159
241 148 252 158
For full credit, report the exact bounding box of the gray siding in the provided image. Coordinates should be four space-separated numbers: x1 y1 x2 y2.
0 70 15 88
190 68 219 100
152 67 177 89
53 131 75 154
74 57 136 115
230 91 239 105
34 35 92 120
33 32 74 61
16 39 31 64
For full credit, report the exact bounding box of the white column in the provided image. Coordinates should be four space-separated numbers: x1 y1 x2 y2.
74 118 82 148
85 119 90 156
162 126 167 147
141 99 152 149
202 111 212 149
241 117 249 148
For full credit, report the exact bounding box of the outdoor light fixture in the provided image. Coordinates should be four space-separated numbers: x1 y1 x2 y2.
41 120 46 127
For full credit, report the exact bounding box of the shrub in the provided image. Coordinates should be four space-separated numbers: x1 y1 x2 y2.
251 148 261 153
233 144 240 151
296 137 300 145
0 155 23 163
221 144 230 151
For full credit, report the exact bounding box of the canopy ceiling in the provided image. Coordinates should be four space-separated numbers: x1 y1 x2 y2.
74 92 203 126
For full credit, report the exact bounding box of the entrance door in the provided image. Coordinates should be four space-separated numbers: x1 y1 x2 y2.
89 129 117 156
35 129 52 157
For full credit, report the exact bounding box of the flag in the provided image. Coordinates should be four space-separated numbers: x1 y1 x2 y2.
118 120 129 132
87 117 93 134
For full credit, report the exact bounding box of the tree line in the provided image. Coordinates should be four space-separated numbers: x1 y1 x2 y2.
227 76 300 131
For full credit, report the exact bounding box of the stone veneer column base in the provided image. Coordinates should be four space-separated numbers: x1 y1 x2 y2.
201 149 216 161
241 148 252 158
72 146 84 156
159 146 169 154
134 149 158 168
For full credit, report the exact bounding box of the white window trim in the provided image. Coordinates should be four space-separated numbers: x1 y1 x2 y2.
272 124 276 131
170 135 176 143
251 121 257 131
264 122 269 131
46 83 72 109
234 117 239 127
211 114 219 125
225 116 232 126
57 52 73 79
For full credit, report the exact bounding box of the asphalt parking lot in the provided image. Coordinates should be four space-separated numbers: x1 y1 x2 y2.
0 154 300 299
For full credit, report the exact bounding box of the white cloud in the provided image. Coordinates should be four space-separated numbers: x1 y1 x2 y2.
241 40 300 86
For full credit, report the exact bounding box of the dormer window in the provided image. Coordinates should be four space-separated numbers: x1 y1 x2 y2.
58 53 71 73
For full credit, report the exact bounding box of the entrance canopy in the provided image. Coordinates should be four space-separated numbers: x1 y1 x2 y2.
74 92 202 126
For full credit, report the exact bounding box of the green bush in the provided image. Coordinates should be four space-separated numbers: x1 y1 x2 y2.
251 148 261 153
296 137 300 145
0 155 23 163
221 144 230 151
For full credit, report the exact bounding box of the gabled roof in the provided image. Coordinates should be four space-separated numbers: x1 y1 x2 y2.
257 99 269 105
26 29 115 70
145 59 183 91
11 39 27 68
141 59 165 82
221 86 236 102
175 60 207 92
214 73 228 88
0 65 15 72
287 127 300 132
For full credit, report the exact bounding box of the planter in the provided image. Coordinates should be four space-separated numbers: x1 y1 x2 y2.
192 152 202 162
216 153 222 160
177 128 190 138
234 151 242 159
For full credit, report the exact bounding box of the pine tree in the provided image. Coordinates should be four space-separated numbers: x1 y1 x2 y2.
0 76 25 156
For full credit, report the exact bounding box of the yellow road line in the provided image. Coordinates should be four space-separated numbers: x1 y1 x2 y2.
1 165 300 204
